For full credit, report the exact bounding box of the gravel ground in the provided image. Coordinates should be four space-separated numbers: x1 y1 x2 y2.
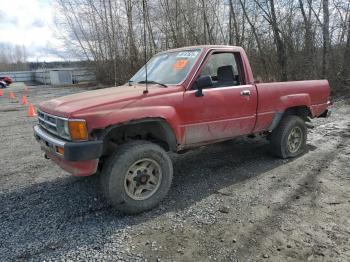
0 83 349 261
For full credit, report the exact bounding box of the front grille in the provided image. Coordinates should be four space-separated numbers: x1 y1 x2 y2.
38 110 59 136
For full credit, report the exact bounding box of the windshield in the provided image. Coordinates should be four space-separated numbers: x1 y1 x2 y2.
130 49 201 85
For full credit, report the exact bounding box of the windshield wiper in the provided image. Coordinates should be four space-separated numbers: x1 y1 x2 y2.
138 80 167 87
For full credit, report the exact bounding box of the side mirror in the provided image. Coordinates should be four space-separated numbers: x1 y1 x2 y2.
195 75 213 97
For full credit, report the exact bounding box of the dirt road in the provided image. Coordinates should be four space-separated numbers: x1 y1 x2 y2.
1 83 349 261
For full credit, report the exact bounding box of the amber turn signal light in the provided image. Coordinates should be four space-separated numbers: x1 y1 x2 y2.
56 146 65 155
68 120 88 141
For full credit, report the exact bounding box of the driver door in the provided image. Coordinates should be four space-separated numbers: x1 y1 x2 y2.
182 52 257 145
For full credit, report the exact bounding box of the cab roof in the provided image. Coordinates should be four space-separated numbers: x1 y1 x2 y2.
158 45 244 54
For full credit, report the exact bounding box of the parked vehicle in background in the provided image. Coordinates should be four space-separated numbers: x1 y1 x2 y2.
33 45 330 214
0 76 13 88
0 81 6 88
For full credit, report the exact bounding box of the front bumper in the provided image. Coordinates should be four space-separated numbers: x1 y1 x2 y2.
34 125 103 176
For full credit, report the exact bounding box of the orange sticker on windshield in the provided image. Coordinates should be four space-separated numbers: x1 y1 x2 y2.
173 59 188 70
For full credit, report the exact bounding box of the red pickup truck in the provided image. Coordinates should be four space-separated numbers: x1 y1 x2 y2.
34 45 330 213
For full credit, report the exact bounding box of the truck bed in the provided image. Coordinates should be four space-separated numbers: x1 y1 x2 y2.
254 80 330 132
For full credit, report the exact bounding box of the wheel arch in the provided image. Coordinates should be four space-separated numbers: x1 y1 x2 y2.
96 117 178 154
268 105 312 131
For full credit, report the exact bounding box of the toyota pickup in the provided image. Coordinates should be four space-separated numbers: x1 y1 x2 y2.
34 45 330 213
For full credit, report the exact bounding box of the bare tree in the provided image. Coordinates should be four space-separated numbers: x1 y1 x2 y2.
51 0 348 93
322 0 330 78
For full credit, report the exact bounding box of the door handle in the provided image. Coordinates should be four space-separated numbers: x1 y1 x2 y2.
240 90 251 96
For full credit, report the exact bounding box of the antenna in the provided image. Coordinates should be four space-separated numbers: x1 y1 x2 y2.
142 0 148 94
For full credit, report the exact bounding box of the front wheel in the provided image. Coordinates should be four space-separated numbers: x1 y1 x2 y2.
270 115 307 158
101 140 173 214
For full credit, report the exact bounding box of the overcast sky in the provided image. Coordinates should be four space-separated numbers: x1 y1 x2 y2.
0 0 63 62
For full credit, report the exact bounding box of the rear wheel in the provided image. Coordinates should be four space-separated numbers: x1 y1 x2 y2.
101 140 173 214
270 115 307 158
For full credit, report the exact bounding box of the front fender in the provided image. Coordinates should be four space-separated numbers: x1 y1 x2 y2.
85 106 184 144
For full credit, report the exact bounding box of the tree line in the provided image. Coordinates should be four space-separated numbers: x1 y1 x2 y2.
55 0 350 94
0 43 28 72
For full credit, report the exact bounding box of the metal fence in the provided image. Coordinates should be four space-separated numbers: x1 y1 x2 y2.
0 71 33 82
0 68 95 85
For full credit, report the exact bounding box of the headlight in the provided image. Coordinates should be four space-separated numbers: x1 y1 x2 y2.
56 119 88 141
56 119 70 139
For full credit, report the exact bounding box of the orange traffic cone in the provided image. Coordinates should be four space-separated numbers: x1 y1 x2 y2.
8 92 16 100
28 103 37 117
0 90 3 96
21 95 28 105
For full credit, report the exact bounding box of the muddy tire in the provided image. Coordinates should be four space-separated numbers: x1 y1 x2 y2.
270 115 307 159
101 140 173 214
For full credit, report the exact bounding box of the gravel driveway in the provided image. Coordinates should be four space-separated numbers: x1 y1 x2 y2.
1 83 349 261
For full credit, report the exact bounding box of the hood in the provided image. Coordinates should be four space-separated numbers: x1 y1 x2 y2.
39 84 161 117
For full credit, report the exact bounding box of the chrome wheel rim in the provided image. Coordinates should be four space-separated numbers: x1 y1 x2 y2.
287 126 303 153
124 158 162 200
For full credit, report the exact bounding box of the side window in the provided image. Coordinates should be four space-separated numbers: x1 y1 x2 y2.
200 52 240 88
